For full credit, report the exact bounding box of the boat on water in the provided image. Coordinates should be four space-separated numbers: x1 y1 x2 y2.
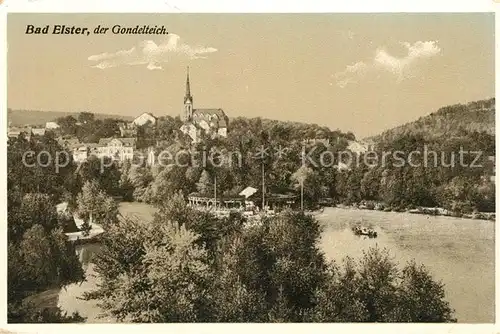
352 225 378 238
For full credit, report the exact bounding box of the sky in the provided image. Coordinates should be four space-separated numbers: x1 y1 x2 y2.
7 13 495 138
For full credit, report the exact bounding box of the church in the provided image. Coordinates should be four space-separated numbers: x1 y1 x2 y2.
180 67 229 143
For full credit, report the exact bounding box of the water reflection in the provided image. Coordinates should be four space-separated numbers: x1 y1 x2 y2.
76 243 101 271
58 243 110 323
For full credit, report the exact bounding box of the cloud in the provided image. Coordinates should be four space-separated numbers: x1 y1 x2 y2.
88 34 217 70
334 61 368 88
335 40 441 87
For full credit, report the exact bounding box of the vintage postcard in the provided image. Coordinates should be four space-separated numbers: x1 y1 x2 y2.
3 8 496 331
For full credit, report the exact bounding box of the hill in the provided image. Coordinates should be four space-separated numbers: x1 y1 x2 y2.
366 98 495 143
7 109 134 127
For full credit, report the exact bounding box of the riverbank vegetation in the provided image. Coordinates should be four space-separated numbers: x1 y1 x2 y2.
7 136 118 322
85 195 456 322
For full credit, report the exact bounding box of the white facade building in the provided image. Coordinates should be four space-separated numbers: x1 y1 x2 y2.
72 145 89 163
97 137 136 161
133 112 157 127
45 121 60 129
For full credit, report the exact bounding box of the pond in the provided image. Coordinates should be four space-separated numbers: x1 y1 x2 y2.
57 204 494 323
317 208 494 323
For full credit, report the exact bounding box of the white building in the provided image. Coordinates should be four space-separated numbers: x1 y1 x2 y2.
45 121 60 129
31 128 46 136
97 137 136 161
133 112 157 127
72 145 90 163
8 127 32 140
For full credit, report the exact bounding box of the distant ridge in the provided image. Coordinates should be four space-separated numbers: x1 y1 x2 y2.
7 109 134 127
365 98 495 143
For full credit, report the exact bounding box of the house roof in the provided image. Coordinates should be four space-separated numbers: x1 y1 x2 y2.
239 186 258 199
136 112 158 119
193 108 228 127
98 138 111 145
98 137 136 147
69 143 84 150
133 113 158 126
57 137 80 147
32 128 46 136
8 126 31 132
45 121 60 128
120 138 137 146
8 127 32 138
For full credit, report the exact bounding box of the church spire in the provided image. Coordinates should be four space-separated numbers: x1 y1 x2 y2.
184 66 192 103
183 66 193 121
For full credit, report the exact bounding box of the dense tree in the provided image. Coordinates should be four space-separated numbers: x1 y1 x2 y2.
77 112 95 125
8 301 85 323
85 206 456 323
145 165 191 205
8 135 75 199
118 160 135 201
8 193 59 241
291 165 326 209
312 248 456 322
8 135 85 323
196 169 213 196
372 98 494 143
76 155 121 196
56 112 125 143
128 166 154 202
55 116 78 136
76 181 119 231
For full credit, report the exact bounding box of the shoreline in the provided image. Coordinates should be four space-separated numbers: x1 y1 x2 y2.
316 205 495 222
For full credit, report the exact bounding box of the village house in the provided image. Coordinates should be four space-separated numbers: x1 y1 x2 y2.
45 121 60 129
8 127 32 140
31 128 46 136
57 137 80 148
70 144 100 163
59 137 136 163
97 137 136 161
72 145 88 163
347 140 370 154
119 122 137 137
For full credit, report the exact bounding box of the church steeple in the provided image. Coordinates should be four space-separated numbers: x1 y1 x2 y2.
184 66 193 120
184 66 193 104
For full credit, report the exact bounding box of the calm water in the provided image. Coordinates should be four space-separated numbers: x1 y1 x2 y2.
317 208 494 323
58 204 494 323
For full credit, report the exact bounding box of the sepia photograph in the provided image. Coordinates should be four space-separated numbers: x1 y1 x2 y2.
6 12 495 324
